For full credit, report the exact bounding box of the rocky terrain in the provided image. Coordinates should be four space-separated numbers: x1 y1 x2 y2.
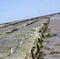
0 13 60 59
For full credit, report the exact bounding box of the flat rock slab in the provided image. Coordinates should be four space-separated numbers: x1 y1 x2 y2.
43 14 60 59
0 17 48 59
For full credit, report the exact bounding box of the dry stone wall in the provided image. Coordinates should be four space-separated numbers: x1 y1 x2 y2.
27 18 50 59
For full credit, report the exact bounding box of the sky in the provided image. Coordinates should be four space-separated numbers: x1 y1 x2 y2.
0 0 60 24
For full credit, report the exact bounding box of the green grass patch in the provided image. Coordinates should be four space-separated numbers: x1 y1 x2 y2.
56 43 60 46
5 28 19 34
46 33 52 37
15 34 26 37
38 51 46 57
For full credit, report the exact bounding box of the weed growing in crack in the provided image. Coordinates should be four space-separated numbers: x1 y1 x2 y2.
50 50 60 54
